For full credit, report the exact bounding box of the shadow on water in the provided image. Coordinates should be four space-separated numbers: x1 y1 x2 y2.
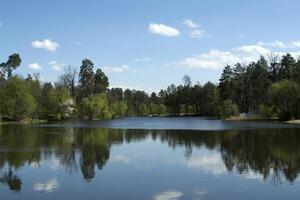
1 124 300 192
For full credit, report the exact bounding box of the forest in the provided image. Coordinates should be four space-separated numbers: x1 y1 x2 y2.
0 53 300 121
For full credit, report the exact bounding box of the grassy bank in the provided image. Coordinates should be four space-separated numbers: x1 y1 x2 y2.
0 119 47 125
286 120 300 124
225 114 279 121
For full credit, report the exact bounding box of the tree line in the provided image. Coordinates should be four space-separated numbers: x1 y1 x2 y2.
0 53 300 121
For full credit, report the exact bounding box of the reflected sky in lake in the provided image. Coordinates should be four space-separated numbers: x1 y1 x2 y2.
1 118 300 199
38 117 300 130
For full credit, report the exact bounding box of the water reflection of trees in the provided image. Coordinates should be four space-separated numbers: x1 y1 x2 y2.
160 129 300 183
0 170 22 192
1 125 300 192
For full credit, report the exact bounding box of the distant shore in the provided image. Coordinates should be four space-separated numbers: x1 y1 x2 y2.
1 116 300 126
0 119 47 125
286 120 300 125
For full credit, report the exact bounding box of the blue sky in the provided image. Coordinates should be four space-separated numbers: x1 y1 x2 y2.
1 0 300 93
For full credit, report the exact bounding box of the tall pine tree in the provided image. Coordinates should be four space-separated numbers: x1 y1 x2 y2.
94 68 109 93
78 59 95 99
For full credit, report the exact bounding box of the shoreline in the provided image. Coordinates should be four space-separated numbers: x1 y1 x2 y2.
286 120 300 125
1 116 299 126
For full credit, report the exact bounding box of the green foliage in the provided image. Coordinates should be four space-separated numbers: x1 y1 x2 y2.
78 59 95 99
25 74 42 119
124 89 150 116
280 53 295 80
270 80 300 120
219 65 234 100
220 57 270 113
110 101 128 118
164 80 219 116
0 54 21 79
57 66 77 97
149 103 166 115
41 83 72 120
0 76 36 120
94 68 109 93
258 104 275 119
108 88 124 102
80 94 112 120
218 99 239 119
1 54 300 122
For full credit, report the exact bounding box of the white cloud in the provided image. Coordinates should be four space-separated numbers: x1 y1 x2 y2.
31 39 60 51
179 41 300 70
103 65 129 73
110 155 131 164
73 42 81 46
194 189 207 200
238 34 246 38
110 85 136 90
110 84 157 94
190 29 206 39
184 154 227 175
149 23 180 37
234 44 271 56
273 51 300 59
291 41 300 48
33 178 59 193
51 159 62 170
132 57 152 62
233 44 271 63
257 41 286 48
183 19 199 28
29 161 42 168
153 190 183 200
48 60 66 71
183 19 206 39
28 63 42 70
241 171 264 180
181 50 240 69
257 40 300 49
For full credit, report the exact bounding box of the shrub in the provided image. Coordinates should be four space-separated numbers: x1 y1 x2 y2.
218 99 239 119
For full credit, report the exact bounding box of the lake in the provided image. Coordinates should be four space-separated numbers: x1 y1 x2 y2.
1 117 300 200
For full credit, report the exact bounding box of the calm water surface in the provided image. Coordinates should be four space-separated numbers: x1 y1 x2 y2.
1 117 300 199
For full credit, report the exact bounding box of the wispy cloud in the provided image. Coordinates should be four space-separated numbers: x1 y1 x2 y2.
184 154 227 175
103 65 129 73
257 40 300 48
31 39 60 51
110 154 131 164
183 19 206 39
194 189 207 200
238 34 246 38
33 178 59 193
149 23 180 37
153 190 183 200
181 50 240 69
190 29 206 39
29 161 42 168
73 42 81 46
110 85 136 90
110 84 157 94
132 57 152 62
183 19 199 28
51 159 63 170
48 60 66 71
178 41 300 69
241 171 264 180
28 63 42 70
